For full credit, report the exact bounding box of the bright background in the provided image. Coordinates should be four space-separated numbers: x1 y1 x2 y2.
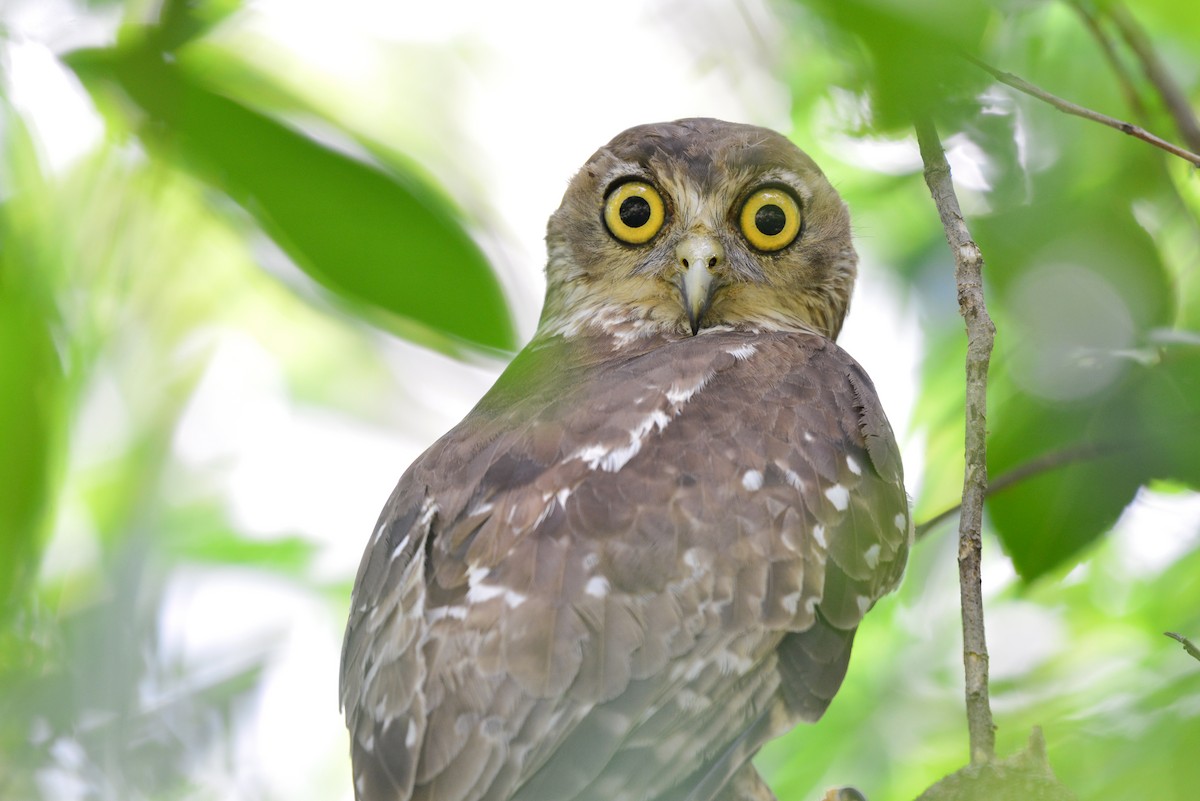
2 1 1199 800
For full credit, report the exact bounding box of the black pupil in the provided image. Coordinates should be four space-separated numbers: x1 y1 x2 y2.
755 204 787 236
619 196 652 228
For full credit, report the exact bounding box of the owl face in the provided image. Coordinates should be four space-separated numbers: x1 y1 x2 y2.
541 118 858 342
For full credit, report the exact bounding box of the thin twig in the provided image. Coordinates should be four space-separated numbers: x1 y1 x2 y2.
915 117 997 766
1067 0 1149 120
1165 632 1200 663
915 441 1121 540
965 54 1200 167
1106 3 1200 155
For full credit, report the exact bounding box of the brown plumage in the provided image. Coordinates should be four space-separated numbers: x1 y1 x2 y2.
341 118 910 801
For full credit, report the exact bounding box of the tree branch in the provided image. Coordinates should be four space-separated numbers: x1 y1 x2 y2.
915 117 997 766
1165 632 1200 663
965 54 1200 167
1067 0 1149 120
1105 3 1200 155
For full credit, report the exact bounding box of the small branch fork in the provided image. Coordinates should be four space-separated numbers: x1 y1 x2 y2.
915 117 997 765
1165 632 1200 663
1106 4 1200 155
965 54 1200 167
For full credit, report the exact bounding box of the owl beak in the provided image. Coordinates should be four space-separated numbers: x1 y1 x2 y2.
676 234 723 335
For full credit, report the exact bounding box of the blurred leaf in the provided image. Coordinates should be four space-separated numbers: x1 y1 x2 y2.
138 0 244 52
986 387 1142 580
166 503 317 576
65 38 516 354
0 103 69 622
797 0 994 130
1136 344 1200 487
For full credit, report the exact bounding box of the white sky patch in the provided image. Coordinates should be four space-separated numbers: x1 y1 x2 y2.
1111 487 1200 578
4 34 106 175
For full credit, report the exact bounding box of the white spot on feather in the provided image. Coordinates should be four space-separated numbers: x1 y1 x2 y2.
683 658 707 681
574 409 672 472
856 595 873 616
782 468 805 491
846 455 862 476
467 564 490 587
465 565 528 607
666 374 710 405
533 499 556 528
824 484 850 511
406 718 419 748
812 525 827 548
675 688 712 712
682 547 710 576
713 649 753 676
780 591 802 614
389 533 411 561
742 469 763 491
428 605 468 621
585 575 610 598
467 582 505 603
863 543 881 569
418 497 439 529
894 512 907 531
726 343 758 361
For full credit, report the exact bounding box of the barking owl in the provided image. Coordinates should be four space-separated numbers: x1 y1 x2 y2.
341 118 911 801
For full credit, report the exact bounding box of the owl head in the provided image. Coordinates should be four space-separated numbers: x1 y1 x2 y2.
539 117 857 343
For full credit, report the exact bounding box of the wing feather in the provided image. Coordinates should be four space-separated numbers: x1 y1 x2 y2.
340 329 909 801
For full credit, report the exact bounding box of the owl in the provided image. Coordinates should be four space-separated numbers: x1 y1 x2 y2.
340 118 910 801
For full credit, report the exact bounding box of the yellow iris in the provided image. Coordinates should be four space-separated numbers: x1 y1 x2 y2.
603 181 666 244
739 187 801 252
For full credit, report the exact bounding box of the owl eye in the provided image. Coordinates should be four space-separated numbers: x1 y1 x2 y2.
603 181 666 244
739 187 802 252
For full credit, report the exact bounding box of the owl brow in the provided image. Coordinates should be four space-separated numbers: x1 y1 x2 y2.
600 165 657 195
740 168 810 201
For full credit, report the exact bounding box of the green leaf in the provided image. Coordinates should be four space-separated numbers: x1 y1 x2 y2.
1135 345 1200 488
986 387 1143 581
797 0 994 130
65 39 516 354
0 105 69 622
165 505 317 577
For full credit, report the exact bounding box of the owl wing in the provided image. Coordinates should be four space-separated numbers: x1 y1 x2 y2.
340 330 909 801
